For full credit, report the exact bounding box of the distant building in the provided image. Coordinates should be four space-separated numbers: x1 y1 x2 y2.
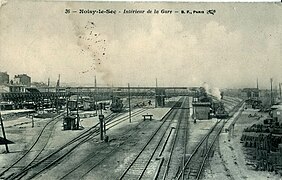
0 84 25 93
14 74 31 86
241 88 260 99
0 72 9 85
31 82 48 88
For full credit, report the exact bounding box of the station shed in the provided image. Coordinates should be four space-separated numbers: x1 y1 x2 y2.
63 116 77 130
192 102 211 120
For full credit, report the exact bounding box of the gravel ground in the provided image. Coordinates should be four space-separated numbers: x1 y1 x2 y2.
0 98 159 179
36 107 170 180
1 97 254 180
0 114 54 177
202 108 281 180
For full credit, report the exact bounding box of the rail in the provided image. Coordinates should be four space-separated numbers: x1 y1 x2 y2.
119 98 185 179
176 99 244 179
57 108 148 180
176 119 221 179
0 112 66 178
8 108 147 180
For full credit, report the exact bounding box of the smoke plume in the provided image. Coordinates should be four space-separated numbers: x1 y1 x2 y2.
202 82 221 100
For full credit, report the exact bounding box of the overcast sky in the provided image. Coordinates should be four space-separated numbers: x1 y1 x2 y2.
0 1 281 89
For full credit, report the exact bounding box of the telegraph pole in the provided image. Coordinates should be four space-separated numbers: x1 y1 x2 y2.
76 87 79 130
94 76 98 115
56 74 60 113
270 78 273 106
128 83 132 123
279 83 281 100
156 78 158 88
155 78 158 108
256 78 259 101
0 113 9 153
47 77 50 93
66 97 69 116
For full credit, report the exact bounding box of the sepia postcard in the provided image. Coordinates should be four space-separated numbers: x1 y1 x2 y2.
0 1 282 180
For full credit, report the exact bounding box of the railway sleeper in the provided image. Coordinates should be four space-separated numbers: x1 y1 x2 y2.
130 166 144 171
122 174 140 179
189 168 199 175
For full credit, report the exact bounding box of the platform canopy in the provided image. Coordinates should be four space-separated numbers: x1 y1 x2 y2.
0 137 14 145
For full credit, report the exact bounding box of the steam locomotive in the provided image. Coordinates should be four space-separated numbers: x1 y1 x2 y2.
110 97 123 113
212 101 229 119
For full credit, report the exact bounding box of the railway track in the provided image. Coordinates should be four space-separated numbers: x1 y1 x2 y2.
58 108 149 180
175 119 224 180
5 108 147 180
105 108 147 130
175 99 244 180
155 97 190 180
118 98 243 180
1 98 243 180
0 112 66 179
119 97 186 180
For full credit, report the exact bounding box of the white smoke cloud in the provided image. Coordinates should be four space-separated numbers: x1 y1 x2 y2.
211 88 221 100
202 82 221 100
203 82 209 93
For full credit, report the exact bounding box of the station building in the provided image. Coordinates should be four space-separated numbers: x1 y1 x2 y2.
192 102 211 120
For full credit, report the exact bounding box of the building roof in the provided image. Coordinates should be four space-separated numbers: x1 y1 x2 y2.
192 102 211 106
25 88 40 93
14 74 30 78
1 84 25 87
242 88 259 92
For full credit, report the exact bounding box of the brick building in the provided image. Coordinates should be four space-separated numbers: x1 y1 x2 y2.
0 72 9 85
14 74 31 86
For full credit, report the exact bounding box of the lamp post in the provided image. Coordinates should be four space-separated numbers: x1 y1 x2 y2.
99 103 104 141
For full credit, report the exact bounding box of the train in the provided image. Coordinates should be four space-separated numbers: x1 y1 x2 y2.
193 87 228 119
212 101 229 119
110 97 123 113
